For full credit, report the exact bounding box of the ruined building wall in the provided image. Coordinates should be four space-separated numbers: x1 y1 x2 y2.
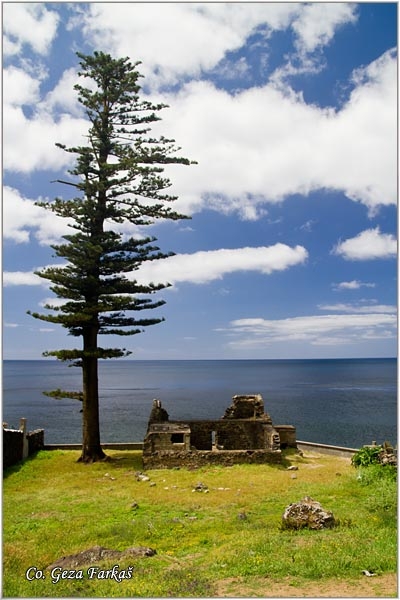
142 395 296 470
274 425 297 448
183 420 279 451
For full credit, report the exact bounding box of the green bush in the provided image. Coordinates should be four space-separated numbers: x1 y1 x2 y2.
351 445 382 467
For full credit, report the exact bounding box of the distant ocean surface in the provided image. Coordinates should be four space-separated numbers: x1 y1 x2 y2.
3 359 397 448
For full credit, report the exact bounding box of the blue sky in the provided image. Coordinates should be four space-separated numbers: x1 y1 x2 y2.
3 2 397 360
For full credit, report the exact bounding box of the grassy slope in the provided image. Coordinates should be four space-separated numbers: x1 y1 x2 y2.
2 449 397 597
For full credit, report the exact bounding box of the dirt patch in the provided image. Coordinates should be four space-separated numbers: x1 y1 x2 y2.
214 573 397 597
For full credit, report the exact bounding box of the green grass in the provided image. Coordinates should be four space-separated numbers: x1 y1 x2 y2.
3 449 397 597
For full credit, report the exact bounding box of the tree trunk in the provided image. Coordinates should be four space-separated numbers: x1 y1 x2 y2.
78 328 107 463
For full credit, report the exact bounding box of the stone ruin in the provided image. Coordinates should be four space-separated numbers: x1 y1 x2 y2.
142 394 296 469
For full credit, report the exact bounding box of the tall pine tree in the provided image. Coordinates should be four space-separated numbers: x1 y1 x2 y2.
29 51 193 462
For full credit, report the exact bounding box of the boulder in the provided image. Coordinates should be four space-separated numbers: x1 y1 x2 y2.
282 496 335 530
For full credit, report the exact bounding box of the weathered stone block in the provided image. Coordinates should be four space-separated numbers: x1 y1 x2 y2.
282 496 336 530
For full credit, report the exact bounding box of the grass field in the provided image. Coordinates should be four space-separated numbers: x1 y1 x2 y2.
2 448 397 597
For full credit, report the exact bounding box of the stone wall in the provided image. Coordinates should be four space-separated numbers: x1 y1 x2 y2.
3 419 44 470
3 429 24 470
143 448 282 470
274 425 297 448
142 396 296 469
179 419 280 452
28 429 45 455
142 423 191 455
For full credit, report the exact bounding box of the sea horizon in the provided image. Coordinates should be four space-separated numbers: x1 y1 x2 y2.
3 357 397 449
3 356 397 362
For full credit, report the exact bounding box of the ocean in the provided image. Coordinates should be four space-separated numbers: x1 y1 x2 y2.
2 358 397 448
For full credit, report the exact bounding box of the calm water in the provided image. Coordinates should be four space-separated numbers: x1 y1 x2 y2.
2 359 397 448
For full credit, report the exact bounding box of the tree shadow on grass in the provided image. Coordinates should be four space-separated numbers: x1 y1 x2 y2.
280 447 311 469
88 450 144 471
3 450 45 479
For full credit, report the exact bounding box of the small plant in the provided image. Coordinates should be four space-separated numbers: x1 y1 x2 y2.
356 462 397 485
355 462 397 520
351 445 382 467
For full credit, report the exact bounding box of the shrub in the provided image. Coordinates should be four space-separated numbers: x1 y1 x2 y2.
351 445 382 467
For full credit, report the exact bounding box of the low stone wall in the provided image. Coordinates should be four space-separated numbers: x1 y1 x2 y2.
3 420 44 470
297 441 358 458
142 448 282 470
3 429 24 470
28 429 45 455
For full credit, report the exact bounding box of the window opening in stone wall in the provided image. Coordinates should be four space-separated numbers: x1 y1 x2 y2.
171 433 184 444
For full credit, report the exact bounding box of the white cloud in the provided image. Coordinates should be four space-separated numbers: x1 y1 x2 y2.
77 3 300 88
135 244 308 286
39 297 69 308
299 219 316 233
333 280 376 291
4 185 145 246
3 265 68 288
75 3 360 90
3 271 45 287
3 187 73 245
318 303 396 314
333 227 397 260
2 245 307 289
3 6 395 219
3 66 41 105
3 3 59 56
221 312 396 350
3 187 41 244
266 4 358 87
152 47 396 218
39 68 83 116
212 56 251 82
3 105 88 173
291 3 357 54
3 63 87 174
149 80 328 215
326 49 397 214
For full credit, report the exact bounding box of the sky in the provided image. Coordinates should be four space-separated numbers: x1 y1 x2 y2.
2 2 398 360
